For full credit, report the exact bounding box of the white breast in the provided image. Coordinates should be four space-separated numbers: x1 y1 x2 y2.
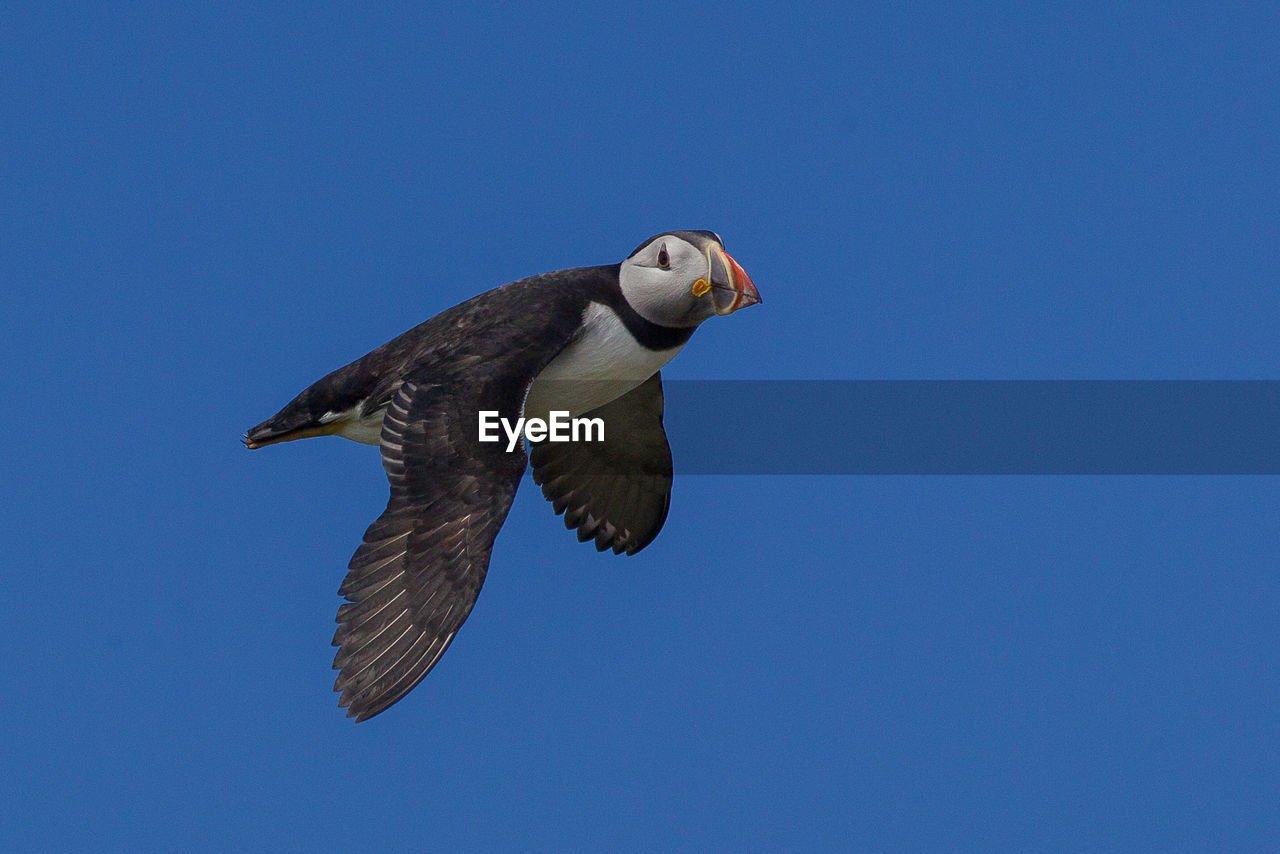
524 302 684 420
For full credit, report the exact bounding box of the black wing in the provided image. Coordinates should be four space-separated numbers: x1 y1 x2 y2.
530 372 673 555
331 278 590 720
331 379 519 720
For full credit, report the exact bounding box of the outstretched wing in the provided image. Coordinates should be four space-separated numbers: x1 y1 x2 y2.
332 280 589 720
332 378 528 720
530 372 673 555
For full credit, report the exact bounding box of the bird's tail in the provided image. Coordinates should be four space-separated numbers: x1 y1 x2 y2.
243 413 339 449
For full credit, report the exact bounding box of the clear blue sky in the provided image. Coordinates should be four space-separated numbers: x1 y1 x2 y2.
4 2 1278 850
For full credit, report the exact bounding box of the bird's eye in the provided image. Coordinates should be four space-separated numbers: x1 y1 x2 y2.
657 245 670 269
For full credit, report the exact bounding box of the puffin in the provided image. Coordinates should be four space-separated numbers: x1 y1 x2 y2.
245 230 760 720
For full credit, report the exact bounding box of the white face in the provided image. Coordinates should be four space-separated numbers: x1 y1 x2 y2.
617 234 717 328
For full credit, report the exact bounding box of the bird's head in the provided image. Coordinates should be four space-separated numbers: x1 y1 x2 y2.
619 231 761 327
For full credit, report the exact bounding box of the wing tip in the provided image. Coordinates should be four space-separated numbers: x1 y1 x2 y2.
337 695 378 723
333 671 387 723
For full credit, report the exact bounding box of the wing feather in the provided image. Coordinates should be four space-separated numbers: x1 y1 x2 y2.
331 379 530 720
330 284 587 720
530 373 673 556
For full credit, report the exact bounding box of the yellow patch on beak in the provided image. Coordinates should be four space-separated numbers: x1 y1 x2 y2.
691 278 711 297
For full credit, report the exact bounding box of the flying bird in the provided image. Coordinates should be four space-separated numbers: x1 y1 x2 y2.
245 231 760 719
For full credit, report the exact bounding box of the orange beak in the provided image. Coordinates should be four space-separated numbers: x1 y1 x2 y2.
709 245 762 315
